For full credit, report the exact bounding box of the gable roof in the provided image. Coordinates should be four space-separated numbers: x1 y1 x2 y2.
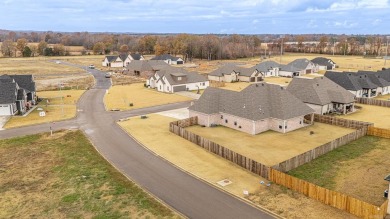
118 54 128 62
9 75 36 92
357 71 390 88
189 83 314 121
376 69 390 82
287 77 355 105
311 57 335 68
126 60 169 72
253 61 281 72
286 58 315 70
0 81 18 104
325 71 363 91
355 74 378 89
209 64 255 77
157 68 207 86
104 55 118 63
129 53 143 60
151 54 181 61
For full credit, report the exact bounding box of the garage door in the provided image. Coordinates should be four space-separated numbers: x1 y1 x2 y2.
0 105 11 116
176 61 183 64
306 69 312 74
173 85 186 92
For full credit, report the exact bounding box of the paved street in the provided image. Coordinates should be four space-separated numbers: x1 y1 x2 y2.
0 63 276 219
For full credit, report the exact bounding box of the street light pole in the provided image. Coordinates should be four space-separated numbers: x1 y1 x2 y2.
344 39 347 56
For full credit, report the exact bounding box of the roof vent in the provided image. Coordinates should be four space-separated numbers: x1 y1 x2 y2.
321 77 323 79
317 83 319 86
256 84 259 87
280 87 284 90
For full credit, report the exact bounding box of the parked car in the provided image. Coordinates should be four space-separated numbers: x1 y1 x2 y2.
105 72 111 78
88 64 95 69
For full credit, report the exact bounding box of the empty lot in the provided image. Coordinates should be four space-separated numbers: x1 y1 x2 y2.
339 104 390 129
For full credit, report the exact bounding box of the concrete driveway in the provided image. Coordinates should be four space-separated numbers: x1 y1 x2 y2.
0 116 10 130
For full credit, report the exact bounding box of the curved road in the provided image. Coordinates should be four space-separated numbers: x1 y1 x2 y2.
0 64 276 219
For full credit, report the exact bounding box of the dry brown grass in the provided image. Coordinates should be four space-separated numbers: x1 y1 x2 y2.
339 104 390 129
219 82 251 91
35 74 95 91
119 114 358 219
0 57 83 75
263 77 292 85
186 123 354 166
104 83 191 111
374 94 390 100
37 90 85 105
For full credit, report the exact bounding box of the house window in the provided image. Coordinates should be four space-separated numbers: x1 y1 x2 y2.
225 119 228 123
202 82 205 86
285 126 287 129
300 121 302 124
177 77 182 81
238 126 242 129
221 115 223 119
279 125 282 129
234 121 237 126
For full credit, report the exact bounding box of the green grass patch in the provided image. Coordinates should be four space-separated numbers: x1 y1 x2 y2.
288 136 381 189
0 130 179 218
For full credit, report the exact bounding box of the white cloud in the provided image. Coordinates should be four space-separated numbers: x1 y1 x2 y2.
307 19 318 28
306 0 389 12
372 19 382 26
333 20 358 28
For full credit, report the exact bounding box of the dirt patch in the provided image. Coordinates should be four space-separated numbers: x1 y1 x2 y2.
35 74 94 91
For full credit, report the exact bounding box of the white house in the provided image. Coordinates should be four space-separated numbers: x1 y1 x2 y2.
208 64 262 82
151 54 184 65
253 61 281 77
279 59 319 77
148 68 209 93
311 57 336 70
102 54 145 67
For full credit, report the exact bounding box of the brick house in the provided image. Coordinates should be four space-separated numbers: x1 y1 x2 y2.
189 83 314 135
287 77 355 115
124 60 169 78
208 64 262 83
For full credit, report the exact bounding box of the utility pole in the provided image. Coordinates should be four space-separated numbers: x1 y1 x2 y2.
385 36 390 66
344 39 347 56
59 81 64 117
332 38 335 56
280 35 285 63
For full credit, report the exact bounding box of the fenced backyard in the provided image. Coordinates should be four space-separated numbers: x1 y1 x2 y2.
356 97 390 108
169 115 389 218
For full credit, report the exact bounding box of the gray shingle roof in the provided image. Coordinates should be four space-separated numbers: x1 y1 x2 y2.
357 71 390 88
355 74 378 89
286 58 314 70
325 71 363 91
118 54 128 62
104 55 118 63
157 68 207 86
129 53 142 60
287 77 355 105
209 64 256 77
253 61 281 72
377 69 390 82
311 57 335 68
151 54 181 61
189 83 314 121
9 75 36 92
0 82 18 104
126 60 169 72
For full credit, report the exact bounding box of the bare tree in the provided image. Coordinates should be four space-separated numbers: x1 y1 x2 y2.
1 40 15 57
16 38 28 56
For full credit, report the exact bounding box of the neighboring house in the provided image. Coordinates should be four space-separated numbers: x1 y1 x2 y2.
208 64 262 82
252 61 281 77
125 60 169 78
279 58 318 77
385 174 390 214
325 71 378 98
287 77 355 115
311 57 336 70
147 68 209 93
357 71 390 95
102 54 144 67
0 74 36 116
151 54 184 65
189 83 315 135
377 69 390 82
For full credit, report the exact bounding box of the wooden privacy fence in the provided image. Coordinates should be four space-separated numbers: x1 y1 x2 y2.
310 114 373 130
269 169 389 219
272 128 367 172
169 117 270 179
356 97 390 108
368 126 390 139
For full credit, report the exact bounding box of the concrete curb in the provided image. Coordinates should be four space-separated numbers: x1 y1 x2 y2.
116 119 284 219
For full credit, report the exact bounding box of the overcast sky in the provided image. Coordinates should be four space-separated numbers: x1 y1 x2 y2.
0 0 389 34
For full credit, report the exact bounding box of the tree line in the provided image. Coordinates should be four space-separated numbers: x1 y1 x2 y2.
0 30 389 59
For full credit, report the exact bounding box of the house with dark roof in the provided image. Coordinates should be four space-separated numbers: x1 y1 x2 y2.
147 67 209 93
125 60 169 78
151 54 184 65
325 71 379 98
102 54 144 67
252 61 281 77
279 58 318 77
357 71 390 95
208 64 262 83
311 57 336 70
0 74 36 116
385 174 390 214
377 69 390 82
189 83 314 135
287 77 355 115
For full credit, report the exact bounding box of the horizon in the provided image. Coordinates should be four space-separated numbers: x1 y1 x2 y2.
1 0 389 34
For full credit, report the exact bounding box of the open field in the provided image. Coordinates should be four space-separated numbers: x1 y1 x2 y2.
54 55 110 71
267 53 387 71
4 90 85 129
339 104 390 129
289 136 390 206
104 83 191 111
186 123 355 166
0 57 83 75
0 130 177 218
35 74 95 91
119 114 358 219
37 90 85 105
